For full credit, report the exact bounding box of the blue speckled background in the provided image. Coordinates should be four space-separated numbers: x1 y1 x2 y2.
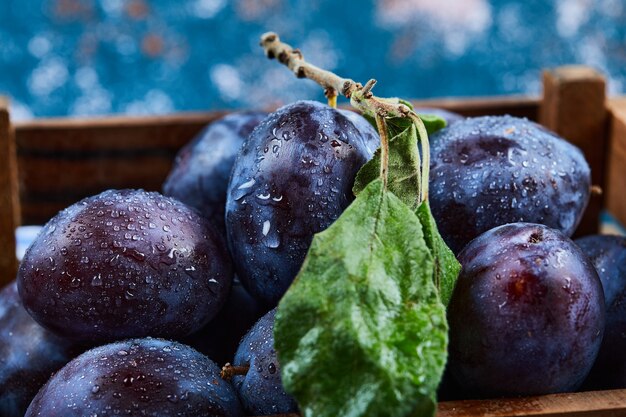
0 0 625 120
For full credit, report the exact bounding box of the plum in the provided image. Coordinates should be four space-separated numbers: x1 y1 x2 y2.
448 223 605 397
430 115 591 254
225 100 377 306
18 189 233 343
576 234 626 389
182 278 267 365
414 107 464 125
25 338 243 416
163 112 267 236
231 308 297 415
0 281 84 417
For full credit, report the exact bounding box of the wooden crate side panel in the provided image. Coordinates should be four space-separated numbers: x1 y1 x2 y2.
540 66 608 236
0 98 19 286
412 96 540 120
15 112 227 224
437 389 626 417
606 98 626 227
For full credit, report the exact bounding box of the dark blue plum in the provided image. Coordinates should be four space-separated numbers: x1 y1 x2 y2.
231 308 297 415
0 281 85 417
225 100 377 306
337 109 381 153
25 338 243 417
163 112 267 236
430 115 591 254
576 234 626 389
18 189 233 343
448 223 605 397
414 107 464 125
183 278 267 365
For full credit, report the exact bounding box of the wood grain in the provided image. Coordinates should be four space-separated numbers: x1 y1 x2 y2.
605 98 626 228
0 98 19 287
437 389 626 417
540 66 608 236
14 111 228 224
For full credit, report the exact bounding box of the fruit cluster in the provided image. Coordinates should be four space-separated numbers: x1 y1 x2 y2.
0 97 623 417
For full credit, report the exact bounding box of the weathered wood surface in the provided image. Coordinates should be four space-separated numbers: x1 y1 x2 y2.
606 97 626 229
14 111 228 224
0 98 19 287
540 66 608 236
437 389 626 417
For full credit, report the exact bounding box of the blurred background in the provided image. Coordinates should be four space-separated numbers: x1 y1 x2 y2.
0 0 625 120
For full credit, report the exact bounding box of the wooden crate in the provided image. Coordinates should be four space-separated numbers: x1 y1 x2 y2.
1 66 625 416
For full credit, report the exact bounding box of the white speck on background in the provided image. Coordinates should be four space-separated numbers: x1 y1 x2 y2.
210 64 243 101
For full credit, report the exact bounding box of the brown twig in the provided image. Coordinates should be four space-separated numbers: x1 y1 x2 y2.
259 32 414 121
220 363 250 380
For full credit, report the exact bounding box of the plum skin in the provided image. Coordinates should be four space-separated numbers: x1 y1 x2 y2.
25 338 243 417
576 235 626 389
0 281 85 417
182 278 267 365
18 189 233 343
232 308 297 415
225 100 378 306
163 112 267 236
429 115 591 254
448 223 605 397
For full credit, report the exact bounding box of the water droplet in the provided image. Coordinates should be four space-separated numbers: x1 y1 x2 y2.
262 220 271 236
238 179 256 190
92 274 103 287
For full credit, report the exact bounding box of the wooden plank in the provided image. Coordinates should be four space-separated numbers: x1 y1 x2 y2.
14 111 229 224
412 96 540 120
437 389 626 417
605 98 626 228
17 155 174 224
0 97 19 287
539 66 608 236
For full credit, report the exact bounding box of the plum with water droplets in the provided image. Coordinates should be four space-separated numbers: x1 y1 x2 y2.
414 107 464 125
163 112 267 236
25 338 243 417
231 308 297 415
225 100 378 306
576 234 626 389
429 115 591 254
0 281 85 417
448 223 605 397
18 189 233 343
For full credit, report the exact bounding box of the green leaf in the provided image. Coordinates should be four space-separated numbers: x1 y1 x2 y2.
352 119 460 304
275 180 448 417
415 202 460 307
353 124 421 211
416 113 447 135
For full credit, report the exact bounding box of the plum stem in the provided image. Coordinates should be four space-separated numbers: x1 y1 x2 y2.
327 94 337 109
375 114 389 188
260 31 430 202
220 363 250 380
